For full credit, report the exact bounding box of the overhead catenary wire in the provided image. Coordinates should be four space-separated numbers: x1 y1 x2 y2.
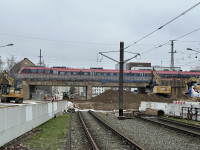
141 27 200 55
124 2 200 50
0 32 119 46
176 40 200 43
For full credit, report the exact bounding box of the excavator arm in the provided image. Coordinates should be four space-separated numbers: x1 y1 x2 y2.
0 70 14 86
149 67 161 86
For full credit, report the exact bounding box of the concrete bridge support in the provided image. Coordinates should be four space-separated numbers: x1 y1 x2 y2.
86 85 92 100
138 87 146 94
171 87 185 97
22 81 35 100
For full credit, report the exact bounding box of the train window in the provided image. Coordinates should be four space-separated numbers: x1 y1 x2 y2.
140 72 145 76
53 70 58 74
38 69 45 73
45 70 51 73
97 73 101 76
31 69 38 73
66 72 71 75
59 72 65 75
90 71 96 76
110 73 114 76
78 72 83 75
73 72 77 75
84 72 89 75
21 69 30 73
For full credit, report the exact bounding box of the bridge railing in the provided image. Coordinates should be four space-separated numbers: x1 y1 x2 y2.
16 74 150 83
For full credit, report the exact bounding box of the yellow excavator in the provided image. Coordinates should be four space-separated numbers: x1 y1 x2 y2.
184 77 200 94
147 68 171 95
0 70 23 103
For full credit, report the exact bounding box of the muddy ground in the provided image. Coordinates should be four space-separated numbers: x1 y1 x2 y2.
1 90 198 149
73 89 197 111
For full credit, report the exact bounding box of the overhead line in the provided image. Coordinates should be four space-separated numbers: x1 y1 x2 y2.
124 2 200 50
176 40 200 43
0 33 118 46
141 27 200 55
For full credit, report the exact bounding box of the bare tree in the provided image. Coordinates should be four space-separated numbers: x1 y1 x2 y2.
6 55 17 72
0 56 4 71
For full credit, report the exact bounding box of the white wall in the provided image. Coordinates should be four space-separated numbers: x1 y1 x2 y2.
0 101 69 147
139 101 200 121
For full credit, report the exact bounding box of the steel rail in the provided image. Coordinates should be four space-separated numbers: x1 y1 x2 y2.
78 111 99 150
89 111 144 150
137 116 200 137
66 112 72 150
158 117 200 130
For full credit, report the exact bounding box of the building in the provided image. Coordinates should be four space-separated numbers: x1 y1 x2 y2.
126 62 151 70
10 58 36 76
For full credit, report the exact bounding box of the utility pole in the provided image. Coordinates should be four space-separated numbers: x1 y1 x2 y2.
119 42 124 117
169 40 176 71
98 42 140 119
39 49 42 66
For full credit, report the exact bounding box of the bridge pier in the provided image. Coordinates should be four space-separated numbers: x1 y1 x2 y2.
138 87 146 94
86 85 92 100
22 81 36 100
171 87 185 97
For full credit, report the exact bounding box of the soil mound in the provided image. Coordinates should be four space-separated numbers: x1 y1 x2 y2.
75 90 191 111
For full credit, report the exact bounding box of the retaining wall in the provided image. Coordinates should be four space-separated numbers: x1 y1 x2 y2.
139 101 200 121
0 100 69 147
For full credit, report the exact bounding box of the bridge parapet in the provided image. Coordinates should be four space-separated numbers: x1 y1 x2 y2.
17 74 150 84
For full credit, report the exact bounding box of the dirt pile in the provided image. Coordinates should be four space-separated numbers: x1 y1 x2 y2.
75 90 191 111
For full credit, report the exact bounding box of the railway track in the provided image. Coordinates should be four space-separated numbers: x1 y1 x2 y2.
78 111 144 150
136 116 200 137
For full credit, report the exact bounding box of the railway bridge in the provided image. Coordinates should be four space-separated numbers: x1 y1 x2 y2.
18 74 185 100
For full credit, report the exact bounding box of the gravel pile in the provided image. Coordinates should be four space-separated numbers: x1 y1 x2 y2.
95 112 200 150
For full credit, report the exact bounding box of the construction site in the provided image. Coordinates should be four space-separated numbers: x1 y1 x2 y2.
0 62 200 149
1 1 200 149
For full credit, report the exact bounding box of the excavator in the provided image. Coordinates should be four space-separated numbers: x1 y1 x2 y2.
184 77 200 94
0 70 23 103
146 68 171 96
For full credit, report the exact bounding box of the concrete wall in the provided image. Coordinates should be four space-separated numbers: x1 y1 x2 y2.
0 100 69 147
139 101 200 121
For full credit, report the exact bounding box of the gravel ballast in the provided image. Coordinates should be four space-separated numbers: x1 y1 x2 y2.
94 112 200 150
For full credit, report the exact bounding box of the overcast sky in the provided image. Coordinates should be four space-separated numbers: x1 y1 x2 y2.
0 0 200 71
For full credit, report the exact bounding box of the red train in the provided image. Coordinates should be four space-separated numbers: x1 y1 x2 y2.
18 66 200 80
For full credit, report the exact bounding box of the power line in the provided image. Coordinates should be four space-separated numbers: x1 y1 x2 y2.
141 27 200 55
0 32 118 46
176 40 200 43
124 2 200 50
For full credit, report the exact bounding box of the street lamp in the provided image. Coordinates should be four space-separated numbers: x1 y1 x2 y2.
187 47 199 53
0 43 14 48
187 48 200 58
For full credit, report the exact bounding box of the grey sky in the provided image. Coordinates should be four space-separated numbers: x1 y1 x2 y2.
0 0 200 71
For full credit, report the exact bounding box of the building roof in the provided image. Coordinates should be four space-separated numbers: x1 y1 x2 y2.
10 58 36 74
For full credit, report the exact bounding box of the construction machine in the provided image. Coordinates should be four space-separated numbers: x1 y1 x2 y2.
146 68 171 96
0 70 23 103
184 77 200 94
